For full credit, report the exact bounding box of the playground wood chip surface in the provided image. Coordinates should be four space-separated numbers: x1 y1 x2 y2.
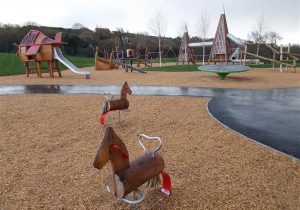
0 67 300 209
1 66 300 89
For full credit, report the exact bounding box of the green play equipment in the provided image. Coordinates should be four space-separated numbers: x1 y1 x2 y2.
198 65 250 80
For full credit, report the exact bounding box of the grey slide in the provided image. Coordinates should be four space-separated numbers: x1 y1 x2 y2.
53 47 90 79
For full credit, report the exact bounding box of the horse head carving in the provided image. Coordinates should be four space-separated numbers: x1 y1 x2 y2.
120 81 132 99
93 127 129 172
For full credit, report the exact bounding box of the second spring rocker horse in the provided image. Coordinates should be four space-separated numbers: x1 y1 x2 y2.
100 81 132 126
93 127 172 207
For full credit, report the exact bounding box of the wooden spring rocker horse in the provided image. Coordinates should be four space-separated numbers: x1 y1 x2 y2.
93 127 172 206
100 81 132 126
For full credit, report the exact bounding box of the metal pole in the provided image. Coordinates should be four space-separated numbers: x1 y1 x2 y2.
280 45 283 72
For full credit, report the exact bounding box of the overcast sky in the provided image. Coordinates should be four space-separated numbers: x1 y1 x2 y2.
1 0 299 44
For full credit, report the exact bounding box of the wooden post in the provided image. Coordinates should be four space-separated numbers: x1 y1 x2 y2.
55 60 62 77
95 47 98 65
36 61 42 78
25 62 29 77
287 44 291 71
256 44 260 59
272 53 275 70
280 45 283 72
243 44 247 66
202 45 205 66
49 60 54 77
137 59 140 67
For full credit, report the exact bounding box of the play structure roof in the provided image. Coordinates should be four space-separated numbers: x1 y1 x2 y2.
210 14 232 56
19 30 57 46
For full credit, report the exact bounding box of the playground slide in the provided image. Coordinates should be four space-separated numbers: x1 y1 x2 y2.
53 47 90 79
226 33 245 47
226 34 246 61
230 47 240 60
188 41 213 48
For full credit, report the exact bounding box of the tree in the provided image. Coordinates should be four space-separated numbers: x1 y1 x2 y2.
116 27 124 33
248 14 269 43
149 9 167 67
267 31 282 44
23 21 39 27
72 23 85 30
196 10 209 65
248 14 271 57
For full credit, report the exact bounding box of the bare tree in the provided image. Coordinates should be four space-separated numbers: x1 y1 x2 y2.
23 21 39 27
267 31 282 44
248 14 269 43
196 10 209 65
149 9 167 67
248 13 271 57
116 27 124 33
72 23 85 30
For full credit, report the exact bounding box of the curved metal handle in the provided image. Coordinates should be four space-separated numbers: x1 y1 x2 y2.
139 134 162 157
104 92 114 100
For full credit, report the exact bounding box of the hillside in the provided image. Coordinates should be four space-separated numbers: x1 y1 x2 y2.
0 24 184 57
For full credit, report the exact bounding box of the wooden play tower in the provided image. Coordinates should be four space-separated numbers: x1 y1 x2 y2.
17 30 62 77
177 26 195 64
208 14 232 63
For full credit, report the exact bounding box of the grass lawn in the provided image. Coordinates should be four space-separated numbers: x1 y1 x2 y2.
146 63 300 72
1 52 299 75
123 57 177 65
248 63 300 68
0 53 95 76
146 64 199 72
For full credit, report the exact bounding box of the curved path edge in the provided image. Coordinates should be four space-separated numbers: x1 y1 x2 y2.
207 98 300 160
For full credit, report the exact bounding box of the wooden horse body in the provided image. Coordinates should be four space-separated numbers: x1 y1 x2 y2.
100 82 132 125
93 127 171 198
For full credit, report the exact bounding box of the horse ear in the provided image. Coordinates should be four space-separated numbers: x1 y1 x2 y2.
123 81 132 95
121 81 131 95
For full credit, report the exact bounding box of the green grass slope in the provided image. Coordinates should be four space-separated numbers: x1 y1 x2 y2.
0 53 95 76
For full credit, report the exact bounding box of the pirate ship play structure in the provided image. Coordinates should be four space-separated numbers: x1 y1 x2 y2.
16 30 90 79
94 31 147 73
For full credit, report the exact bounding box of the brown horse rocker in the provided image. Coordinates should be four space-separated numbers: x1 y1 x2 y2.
100 81 132 126
93 127 172 204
